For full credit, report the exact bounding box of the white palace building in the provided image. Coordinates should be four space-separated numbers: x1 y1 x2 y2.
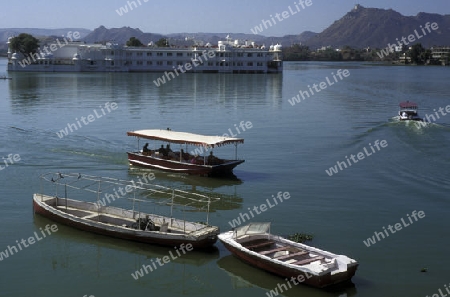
7 35 283 73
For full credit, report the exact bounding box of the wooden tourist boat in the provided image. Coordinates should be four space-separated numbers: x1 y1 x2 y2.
33 172 220 248
398 101 422 121
218 222 358 288
127 129 245 177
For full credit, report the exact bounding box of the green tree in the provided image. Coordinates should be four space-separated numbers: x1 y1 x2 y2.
10 33 39 56
317 48 342 61
421 49 432 64
155 38 169 47
282 44 310 61
409 43 425 64
126 37 143 47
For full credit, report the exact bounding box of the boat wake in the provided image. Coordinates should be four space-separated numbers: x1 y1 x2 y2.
8 126 128 168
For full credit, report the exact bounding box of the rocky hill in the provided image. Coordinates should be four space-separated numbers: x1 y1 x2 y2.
82 26 313 46
1 5 449 54
305 5 450 48
82 26 163 45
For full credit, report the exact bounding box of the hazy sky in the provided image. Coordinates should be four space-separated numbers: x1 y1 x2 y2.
1 0 448 36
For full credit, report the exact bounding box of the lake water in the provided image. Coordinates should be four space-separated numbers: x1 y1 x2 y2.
0 58 449 297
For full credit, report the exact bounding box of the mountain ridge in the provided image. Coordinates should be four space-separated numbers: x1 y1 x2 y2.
1 5 449 52
305 5 450 48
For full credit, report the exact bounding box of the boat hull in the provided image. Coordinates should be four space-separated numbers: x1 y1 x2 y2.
399 115 423 121
218 232 358 289
33 194 219 249
127 152 244 176
221 242 356 288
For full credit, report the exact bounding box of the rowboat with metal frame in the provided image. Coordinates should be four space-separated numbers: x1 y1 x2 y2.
33 172 220 248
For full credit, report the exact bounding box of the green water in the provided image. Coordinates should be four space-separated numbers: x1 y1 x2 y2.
0 59 449 297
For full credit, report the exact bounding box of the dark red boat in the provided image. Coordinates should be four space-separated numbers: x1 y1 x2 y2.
398 101 422 121
127 129 245 177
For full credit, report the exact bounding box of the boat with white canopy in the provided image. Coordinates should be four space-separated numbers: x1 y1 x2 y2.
127 129 245 177
398 101 422 121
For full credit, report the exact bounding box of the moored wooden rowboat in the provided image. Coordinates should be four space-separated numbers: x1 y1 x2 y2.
33 172 220 249
218 223 358 288
127 129 245 177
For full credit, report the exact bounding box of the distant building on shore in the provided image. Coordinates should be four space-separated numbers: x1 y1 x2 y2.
431 46 450 65
6 35 283 73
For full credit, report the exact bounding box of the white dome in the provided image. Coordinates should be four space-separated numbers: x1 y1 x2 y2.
72 53 80 60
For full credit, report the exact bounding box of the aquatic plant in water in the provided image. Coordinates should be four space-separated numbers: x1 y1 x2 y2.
287 232 314 243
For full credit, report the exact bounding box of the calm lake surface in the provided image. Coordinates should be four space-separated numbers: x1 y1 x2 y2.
0 58 449 297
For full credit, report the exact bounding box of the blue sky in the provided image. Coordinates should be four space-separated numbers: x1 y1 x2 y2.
1 0 448 36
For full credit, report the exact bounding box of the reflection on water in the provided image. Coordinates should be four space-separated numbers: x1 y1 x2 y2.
7 71 284 111
127 168 244 212
34 215 220 270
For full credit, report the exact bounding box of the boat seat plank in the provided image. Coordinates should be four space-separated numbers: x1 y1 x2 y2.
259 246 289 255
293 256 324 266
275 251 308 260
243 240 275 250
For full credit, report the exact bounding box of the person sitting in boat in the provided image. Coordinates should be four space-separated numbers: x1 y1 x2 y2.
143 143 151 155
208 151 216 165
208 152 223 165
168 151 176 159
190 155 199 164
158 145 166 156
180 149 190 161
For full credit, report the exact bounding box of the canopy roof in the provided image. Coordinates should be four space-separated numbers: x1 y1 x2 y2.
399 101 418 108
127 129 244 147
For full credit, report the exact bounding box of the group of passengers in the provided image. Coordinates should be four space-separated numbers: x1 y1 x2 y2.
142 143 223 165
